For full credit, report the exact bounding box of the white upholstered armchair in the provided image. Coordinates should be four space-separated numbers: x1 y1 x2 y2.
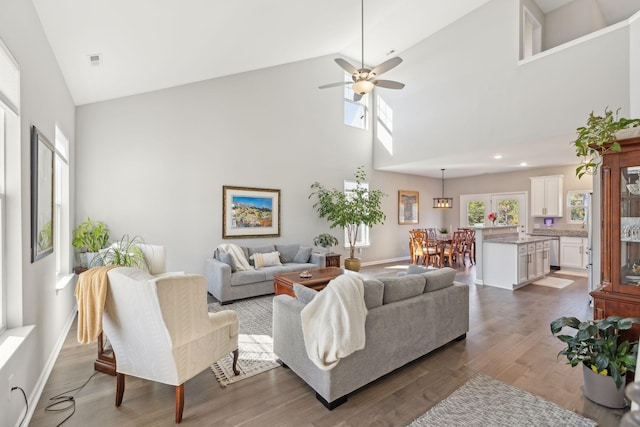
102 267 239 423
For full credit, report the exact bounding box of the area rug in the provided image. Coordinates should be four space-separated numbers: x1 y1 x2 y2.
555 269 589 278
408 374 596 427
532 277 574 289
208 295 280 386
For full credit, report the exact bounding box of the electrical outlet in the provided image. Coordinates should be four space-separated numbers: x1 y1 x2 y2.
8 374 15 401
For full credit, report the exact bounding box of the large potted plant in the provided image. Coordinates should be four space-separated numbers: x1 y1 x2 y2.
72 217 110 268
551 315 640 408
309 167 386 272
571 108 640 178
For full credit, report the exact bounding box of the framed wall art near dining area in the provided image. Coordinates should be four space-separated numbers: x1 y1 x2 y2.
398 190 419 225
222 185 280 238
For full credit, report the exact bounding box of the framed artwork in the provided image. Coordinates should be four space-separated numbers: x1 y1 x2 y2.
398 190 419 225
223 186 280 238
31 125 55 262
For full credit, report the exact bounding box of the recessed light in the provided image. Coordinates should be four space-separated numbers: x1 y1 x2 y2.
520 162 528 167
493 154 503 159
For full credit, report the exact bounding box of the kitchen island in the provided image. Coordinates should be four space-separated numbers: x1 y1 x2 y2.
483 236 554 290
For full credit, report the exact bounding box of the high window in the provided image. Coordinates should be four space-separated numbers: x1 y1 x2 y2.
344 73 368 129
376 95 393 154
522 6 542 59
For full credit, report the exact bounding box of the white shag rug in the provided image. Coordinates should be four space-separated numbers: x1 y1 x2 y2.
532 277 574 289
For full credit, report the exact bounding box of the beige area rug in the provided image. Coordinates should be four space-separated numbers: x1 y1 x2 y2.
208 296 280 386
555 269 589 278
532 277 574 289
408 374 596 427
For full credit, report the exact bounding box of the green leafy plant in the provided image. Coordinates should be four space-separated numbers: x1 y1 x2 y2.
438 227 448 234
550 315 640 389
309 166 386 260
313 233 339 249
72 217 110 252
572 108 640 179
100 235 147 269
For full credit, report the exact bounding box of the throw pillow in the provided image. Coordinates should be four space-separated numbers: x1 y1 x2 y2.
293 283 317 304
249 251 282 269
293 246 313 263
276 244 300 263
247 245 276 266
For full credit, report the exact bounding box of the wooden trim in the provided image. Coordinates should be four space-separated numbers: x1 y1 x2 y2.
175 384 185 423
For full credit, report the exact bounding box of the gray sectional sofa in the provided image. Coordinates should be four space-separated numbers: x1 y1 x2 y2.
205 243 326 304
273 267 469 409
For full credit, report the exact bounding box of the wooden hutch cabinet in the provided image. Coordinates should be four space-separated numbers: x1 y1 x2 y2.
591 136 640 340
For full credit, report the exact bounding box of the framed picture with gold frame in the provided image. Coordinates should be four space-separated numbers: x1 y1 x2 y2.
223 186 280 238
398 190 419 225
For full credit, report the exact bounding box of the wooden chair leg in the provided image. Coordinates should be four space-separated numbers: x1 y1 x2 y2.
115 373 125 406
175 384 184 423
232 349 240 375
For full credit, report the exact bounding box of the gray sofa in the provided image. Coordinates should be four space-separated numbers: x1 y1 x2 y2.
273 267 469 409
205 243 326 304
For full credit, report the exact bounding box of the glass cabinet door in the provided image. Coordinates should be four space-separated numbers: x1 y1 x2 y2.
620 165 640 287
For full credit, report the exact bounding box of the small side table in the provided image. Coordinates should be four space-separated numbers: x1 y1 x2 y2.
324 253 341 268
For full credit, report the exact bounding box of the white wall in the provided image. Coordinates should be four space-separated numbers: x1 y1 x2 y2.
0 0 76 425
544 0 607 49
374 0 632 175
75 57 444 273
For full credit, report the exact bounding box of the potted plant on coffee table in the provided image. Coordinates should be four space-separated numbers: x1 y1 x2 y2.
551 315 640 408
72 217 110 269
309 167 386 272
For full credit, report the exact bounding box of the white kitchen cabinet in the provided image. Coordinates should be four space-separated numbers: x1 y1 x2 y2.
531 175 563 217
518 245 528 284
543 241 551 274
527 243 536 281
560 236 587 269
485 238 553 289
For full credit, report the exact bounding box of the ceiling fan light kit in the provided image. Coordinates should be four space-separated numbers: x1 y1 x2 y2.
319 0 405 100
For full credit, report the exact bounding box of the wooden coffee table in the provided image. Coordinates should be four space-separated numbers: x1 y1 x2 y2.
273 267 345 298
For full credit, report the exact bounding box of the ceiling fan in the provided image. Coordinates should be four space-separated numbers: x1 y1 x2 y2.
319 0 405 101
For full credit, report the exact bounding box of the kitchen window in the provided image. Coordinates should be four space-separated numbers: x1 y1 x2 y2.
567 190 589 224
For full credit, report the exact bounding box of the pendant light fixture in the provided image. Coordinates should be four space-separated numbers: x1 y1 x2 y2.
433 169 453 208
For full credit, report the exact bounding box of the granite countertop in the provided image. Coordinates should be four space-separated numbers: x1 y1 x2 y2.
485 236 555 245
528 228 588 238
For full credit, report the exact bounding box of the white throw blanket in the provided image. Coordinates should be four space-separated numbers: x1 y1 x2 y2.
216 243 253 271
301 274 368 370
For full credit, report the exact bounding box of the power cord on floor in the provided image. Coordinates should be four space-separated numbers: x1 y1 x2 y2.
11 386 28 427
44 371 99 427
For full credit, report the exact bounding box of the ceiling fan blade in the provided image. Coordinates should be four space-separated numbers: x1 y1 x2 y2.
319 81 351 89
370 57 403 77
374 79 405 90
335 58 358 75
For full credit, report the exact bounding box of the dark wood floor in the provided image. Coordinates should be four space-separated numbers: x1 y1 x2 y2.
29 263 626 427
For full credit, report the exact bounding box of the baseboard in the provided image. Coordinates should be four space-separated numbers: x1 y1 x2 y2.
21 305 77 427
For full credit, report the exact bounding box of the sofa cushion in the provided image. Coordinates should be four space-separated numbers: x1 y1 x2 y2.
293 283 317 304
293 246 313 263
407 264 429 275
246 245 276 266
276 244 300 263
422 267 456 292
230 269 267 286
362 279 384 309
380 275 426 304
250 251 282 269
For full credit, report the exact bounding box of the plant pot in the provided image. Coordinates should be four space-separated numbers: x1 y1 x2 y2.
344 257 361 272
82 251 104 268
582 363 627 408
